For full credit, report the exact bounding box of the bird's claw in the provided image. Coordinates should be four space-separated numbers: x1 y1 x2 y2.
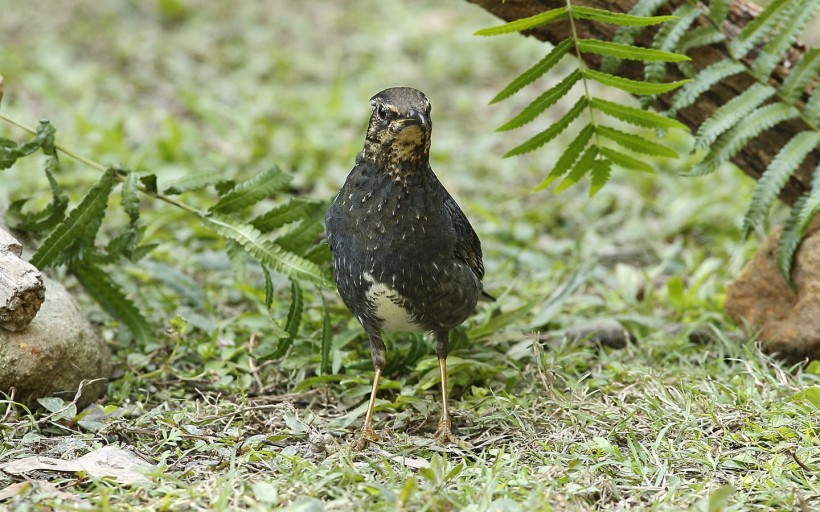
352 426 381 451
433 419 471 448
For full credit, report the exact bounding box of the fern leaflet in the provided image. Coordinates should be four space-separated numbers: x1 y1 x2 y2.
584 68 689 95
498 69 581 131
669 60 745 115
505 96 588 157
645 5 702 86
589 158 613 196
591 97 687 130
596 125 678 158
694 83 775 149
556 145 598 193
534 123 594 190
752 0 817 79
599 146 656 173
490 39 572 104
474 7 568 36
571 6 675 26
781 49 820 104
252 198 323 232
709 0 730 25
729 0 792 59
577 39 689 62
210 166 292 213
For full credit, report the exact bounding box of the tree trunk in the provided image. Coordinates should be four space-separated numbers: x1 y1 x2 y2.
466 0 818 206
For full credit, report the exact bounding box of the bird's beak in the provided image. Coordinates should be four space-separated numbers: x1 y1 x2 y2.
397 109 428 128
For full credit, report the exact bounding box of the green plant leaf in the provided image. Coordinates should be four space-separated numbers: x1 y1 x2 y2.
689 103 799 177
121 171 140 224
31 168 118 269
498 69 582 131
645 5 701 86
72 262 153 344
505 97 588 157
694 83 775 149
599 147 656 173
252 198 324 233
320 306 332 375
752 0 817 79
781 48 820 103
572 6 675 26
210 166 292 214
584 68 689 95
775 195 807 290
535 123 594 190
807 88 820 126
285 278 303 338
262 264 274 309
596 125 678 158
742 132 820 237
729 0 792 59
203 213 332 287
163 169 227 195
668 60 745 115
276 217 324 255
0 119 56 170
474 7 568 36
555 145 598 193
591 97 687 130
709 0 730 25
677 25 726 56
577 39 689 62
601 0 670 73
6 164 68 234
589 158 612 197
490 39 573 104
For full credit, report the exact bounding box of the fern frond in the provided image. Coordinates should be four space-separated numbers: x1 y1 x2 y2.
694 83 775 149
505 96 588 157
474 7 568 36
163 169 226 195
0 119 55 170
584 68 688 95
276 217 324 255
556 145 598 193
285 278 303 338
6 166 68 233
577 39 689 62
602 0 669 73
596 125 678 158
72 262 153 344
775 195 805 290
709 0 730 25
490 40 572 104
571 6 675 26
320 306 332 375
645 5 702 85
729 0 792 59
678 25 726 55
668 60 745 115
689 103 799 176
599 147 656 173
498 69 582 131
742 131 820 236
807 89 820 126
752 0 817 79
210 166 292 214
262 264 274 309
781 48 820 103
535 123 594 190
251 198 323 232
121 171 140 223
591 97 687 130
31 168 117 269
589 158 613 197
203 214 331 287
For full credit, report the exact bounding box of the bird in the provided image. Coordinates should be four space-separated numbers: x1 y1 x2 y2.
325 86 491 448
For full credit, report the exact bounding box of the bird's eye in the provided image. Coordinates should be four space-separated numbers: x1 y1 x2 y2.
377 104 389 121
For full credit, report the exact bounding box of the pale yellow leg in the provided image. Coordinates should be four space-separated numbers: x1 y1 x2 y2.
353 369 382 450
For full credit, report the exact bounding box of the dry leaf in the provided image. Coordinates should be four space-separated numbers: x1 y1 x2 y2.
0 446 155 485
0 479 91 507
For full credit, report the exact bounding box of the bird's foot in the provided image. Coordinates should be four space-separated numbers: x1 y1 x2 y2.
351 426 381 451
433 419 471 448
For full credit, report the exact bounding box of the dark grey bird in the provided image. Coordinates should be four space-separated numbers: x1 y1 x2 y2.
325 87 490 448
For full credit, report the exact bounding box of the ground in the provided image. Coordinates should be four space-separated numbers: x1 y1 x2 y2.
1 1 819 510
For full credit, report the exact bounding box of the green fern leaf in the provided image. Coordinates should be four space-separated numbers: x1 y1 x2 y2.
571 6 675 26
775 197 804 289
596 125 678 158
490 39 573 104
781 48 820 103
320 306 332 375
591 97 687 130
163 169 226 195
0 120 56 170
730 0 792 59
535 123 594 190
645 5 702 85
589 158 613 197
694 83 775 149
556 146 598 193
285 278 303 338
474 7 568 36
577 39 689 62
806 88 820 126
252 198 323 232
752 0 817 79
276 217 324 255
262 264 274 309
505 97 588 157
742 131 820 237
689 103 799 176
709 0 730 25
31 168 117 269
584 68 689 95
121 171 140 224
599 147 656 173
203 214 331 287
668 60 745 115
678 25 726 55
210 166 292 214
6 165 68 234
602 0 669 73
72 262 153 344
498 69 582 131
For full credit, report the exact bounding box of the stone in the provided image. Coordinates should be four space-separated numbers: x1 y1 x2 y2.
0 227 45 331
725 224 820 363
0 275 112 409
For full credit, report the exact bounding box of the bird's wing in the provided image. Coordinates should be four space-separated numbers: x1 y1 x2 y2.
443 194 485 282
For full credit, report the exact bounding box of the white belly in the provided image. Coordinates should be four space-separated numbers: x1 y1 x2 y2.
363 272 422 332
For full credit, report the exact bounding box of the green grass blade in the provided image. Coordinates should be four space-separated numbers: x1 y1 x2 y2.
31 168 117 269
505 97 588 157
591 97 687 130
694 83 775 149
584 68 689 95
498 69 581 131
599 147 656 173
474 7 568 36
596 125 678 158
490 39 572 104
571 6 676 26
577 39 689 62
535 123 593 190
210 166 292 214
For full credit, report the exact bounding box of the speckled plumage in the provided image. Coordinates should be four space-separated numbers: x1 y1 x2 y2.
325 87 489 447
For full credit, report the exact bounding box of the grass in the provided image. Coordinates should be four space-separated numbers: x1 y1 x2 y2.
1 0 819 510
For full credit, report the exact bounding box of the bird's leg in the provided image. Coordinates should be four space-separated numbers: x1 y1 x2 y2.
353 329 387 450
432 330 461 445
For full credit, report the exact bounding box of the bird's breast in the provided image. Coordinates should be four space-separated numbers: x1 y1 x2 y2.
362 271 423 332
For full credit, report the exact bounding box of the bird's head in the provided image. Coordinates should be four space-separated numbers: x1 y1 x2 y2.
360 87 432 177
